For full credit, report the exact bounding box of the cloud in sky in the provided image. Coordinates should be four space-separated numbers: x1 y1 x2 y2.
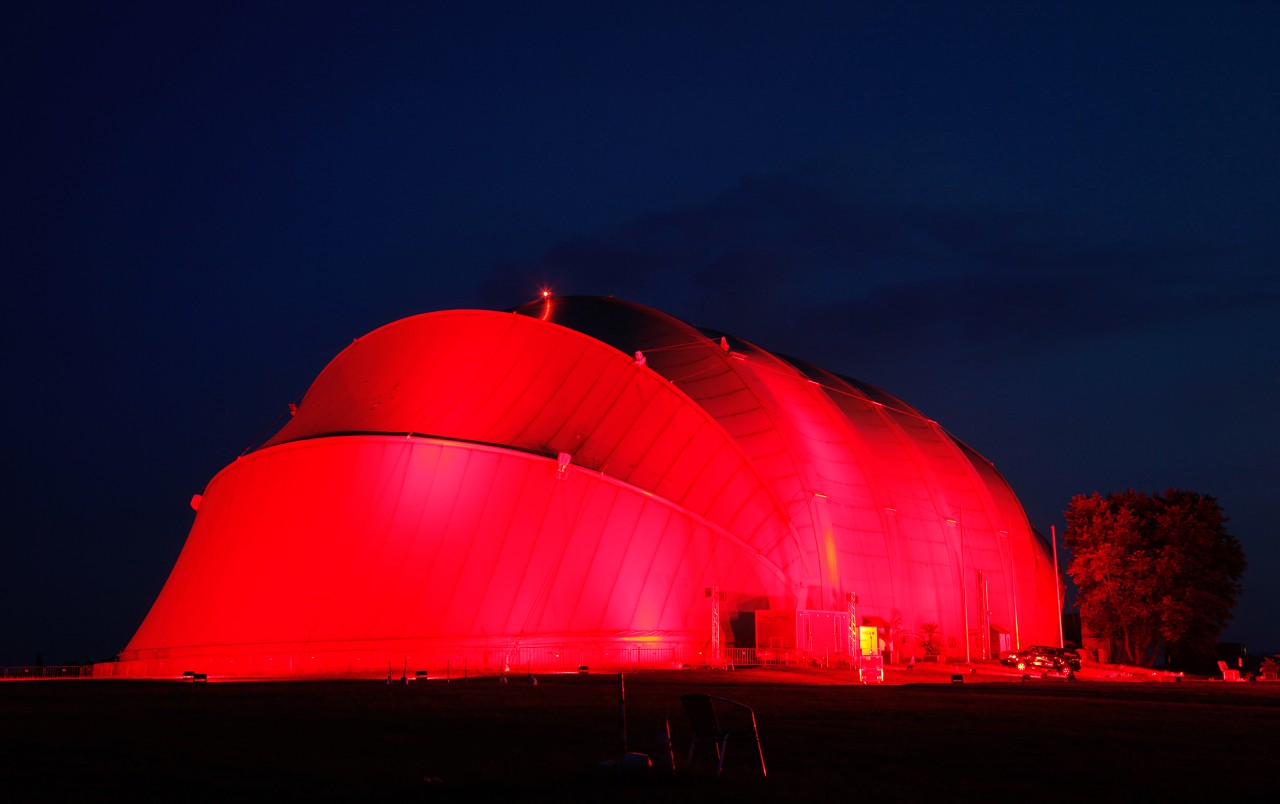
484 167 1279 379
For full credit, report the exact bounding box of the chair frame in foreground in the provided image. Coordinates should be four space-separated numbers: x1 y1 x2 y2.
680 693 767 778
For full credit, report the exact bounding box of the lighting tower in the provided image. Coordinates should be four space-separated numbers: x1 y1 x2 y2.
847 592 859 662
706 587 723 665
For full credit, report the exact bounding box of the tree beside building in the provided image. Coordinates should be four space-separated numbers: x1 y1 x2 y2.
1063 489 1245 668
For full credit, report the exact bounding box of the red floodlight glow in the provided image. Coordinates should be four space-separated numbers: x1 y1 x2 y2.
107 296 1061 679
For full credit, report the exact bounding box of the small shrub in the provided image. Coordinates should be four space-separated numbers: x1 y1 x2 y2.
920 622 941 656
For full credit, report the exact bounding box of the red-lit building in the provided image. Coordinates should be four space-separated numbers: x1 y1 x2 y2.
107 296 1061 678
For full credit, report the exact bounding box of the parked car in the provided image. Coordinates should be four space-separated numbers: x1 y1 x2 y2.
999 645 1081 672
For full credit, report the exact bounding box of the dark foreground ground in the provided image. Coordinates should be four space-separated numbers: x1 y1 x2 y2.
3 667 1277 801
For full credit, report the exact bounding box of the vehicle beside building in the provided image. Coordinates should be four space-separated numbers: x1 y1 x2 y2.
1000 645 1081 672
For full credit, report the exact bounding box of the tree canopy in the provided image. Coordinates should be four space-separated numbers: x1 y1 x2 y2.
1063 489 1245 667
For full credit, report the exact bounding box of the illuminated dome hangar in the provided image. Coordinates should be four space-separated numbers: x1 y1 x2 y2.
108 295 1061 678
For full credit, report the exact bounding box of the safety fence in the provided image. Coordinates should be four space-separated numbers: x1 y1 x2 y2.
2 665 94 679
100 641 707 679
724 648 866 668
11 653 889 679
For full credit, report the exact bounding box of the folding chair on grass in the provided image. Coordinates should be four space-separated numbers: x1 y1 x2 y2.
680 693 767 777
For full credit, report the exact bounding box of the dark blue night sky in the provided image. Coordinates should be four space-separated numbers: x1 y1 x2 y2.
4 2 1277 665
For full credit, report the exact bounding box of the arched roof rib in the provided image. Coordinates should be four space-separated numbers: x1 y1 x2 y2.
790 356 1048 610
516 300 963 608
514 297 823 576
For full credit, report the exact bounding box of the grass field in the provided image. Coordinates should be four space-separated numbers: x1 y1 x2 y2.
3 666 1277 801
